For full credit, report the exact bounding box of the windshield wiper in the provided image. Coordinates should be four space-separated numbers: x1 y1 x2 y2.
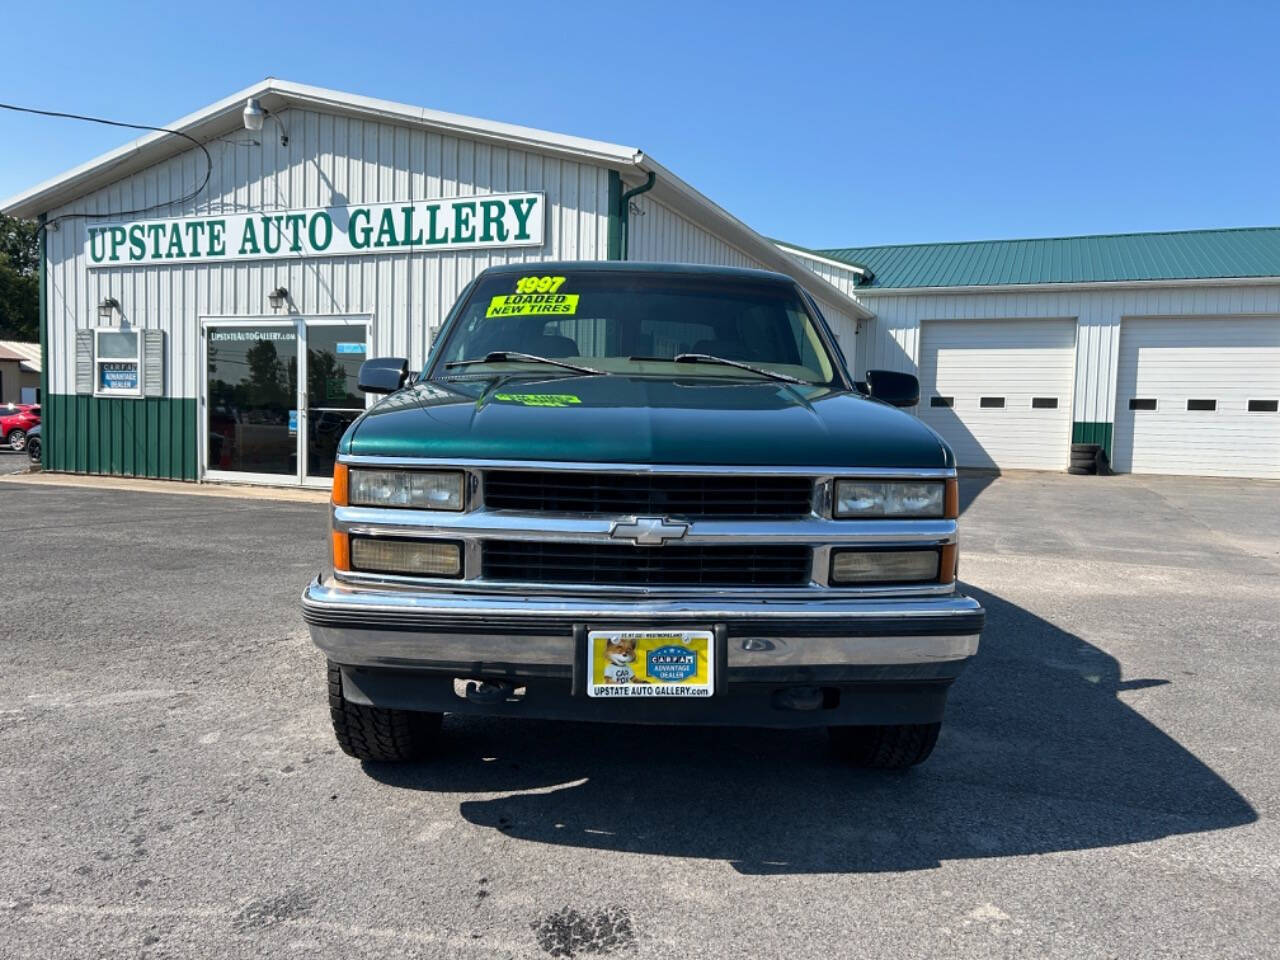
444 351 604 376
628 353 807 385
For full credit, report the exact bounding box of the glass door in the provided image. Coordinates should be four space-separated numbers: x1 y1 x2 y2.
205 322 300 482
303 321 369 483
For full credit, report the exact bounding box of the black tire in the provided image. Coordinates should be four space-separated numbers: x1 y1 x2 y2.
7 429 26 452
27 438 40 462
327 661 441 762
1071 442 1100 455
828 722 941 769
1067 465 1093 475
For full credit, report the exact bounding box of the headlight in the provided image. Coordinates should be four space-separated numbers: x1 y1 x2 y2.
350 536 462 577
834 480 946 518
831 549 940 584
348 469 464 510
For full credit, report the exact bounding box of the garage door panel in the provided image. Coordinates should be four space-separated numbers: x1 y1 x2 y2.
1114 318 1280 478
919 320 1076 470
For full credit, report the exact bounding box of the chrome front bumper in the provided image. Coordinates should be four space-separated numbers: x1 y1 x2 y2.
302 575 983 680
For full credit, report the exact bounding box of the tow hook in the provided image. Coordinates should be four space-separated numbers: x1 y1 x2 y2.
772 686 825 711
465 680 516 704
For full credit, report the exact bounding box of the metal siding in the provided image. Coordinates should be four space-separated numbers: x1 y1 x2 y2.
626 194 758 268
45 106 613 402
858 284 1280 474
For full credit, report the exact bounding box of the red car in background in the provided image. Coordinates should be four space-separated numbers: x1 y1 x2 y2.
1 404 40 451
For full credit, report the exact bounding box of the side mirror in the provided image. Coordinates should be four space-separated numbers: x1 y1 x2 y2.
864 369 920 407
357 357 410 394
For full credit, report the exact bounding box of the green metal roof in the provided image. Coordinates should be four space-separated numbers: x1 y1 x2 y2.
804 226 1280 290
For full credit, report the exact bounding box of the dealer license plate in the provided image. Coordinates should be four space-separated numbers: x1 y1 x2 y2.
586 629 715 698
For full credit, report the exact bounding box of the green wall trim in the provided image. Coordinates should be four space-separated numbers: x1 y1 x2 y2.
1072 421 1113 458
37 214 47 469
606 170 623 260
45 394 198 481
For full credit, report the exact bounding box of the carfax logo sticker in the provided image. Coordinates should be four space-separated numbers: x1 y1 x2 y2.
647 645 698 682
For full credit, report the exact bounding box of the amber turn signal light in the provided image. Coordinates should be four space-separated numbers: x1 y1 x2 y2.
939 543 958 584
331 530 350 572
331 462 349 507
944 478 959 519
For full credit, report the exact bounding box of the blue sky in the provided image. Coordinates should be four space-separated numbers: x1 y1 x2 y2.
2 0 1277 247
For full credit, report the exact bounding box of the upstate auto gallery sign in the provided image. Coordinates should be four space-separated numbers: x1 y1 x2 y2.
85 191 544 267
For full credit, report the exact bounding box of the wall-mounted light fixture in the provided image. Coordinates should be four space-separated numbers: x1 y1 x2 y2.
242 97 265 132
268 287 289 312
243 97 289 147
97 296 121 321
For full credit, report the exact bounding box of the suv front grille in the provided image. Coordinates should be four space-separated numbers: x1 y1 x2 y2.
481 541 812 588
482 470 814 518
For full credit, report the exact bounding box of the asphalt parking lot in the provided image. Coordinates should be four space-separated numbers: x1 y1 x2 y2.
1 472 1277 959
0 447 32 475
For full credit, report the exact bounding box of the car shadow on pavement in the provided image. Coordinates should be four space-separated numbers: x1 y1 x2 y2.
366 587 1256 874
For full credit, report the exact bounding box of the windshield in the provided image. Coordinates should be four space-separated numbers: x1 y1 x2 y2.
428 270 840 386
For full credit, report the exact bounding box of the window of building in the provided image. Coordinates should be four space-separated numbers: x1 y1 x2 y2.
1186 399 1216 412
930 396 953 407
94 328 143 398
1031 397 1058 409
1247 399 1278 413
1129 398 1157 411
979 397 1005 408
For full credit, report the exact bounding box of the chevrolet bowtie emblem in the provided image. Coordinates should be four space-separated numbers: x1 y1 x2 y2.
610 516 689 546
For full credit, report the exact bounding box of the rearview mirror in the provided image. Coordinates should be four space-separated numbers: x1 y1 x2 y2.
358 357 410 394
864 369 920 407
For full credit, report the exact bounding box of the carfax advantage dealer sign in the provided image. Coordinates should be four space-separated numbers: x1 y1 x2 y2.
84 191 544 267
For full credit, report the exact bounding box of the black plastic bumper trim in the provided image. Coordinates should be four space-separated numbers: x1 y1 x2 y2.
303 606 985 639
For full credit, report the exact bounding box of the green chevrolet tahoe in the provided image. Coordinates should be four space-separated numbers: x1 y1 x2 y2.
303 262 984 769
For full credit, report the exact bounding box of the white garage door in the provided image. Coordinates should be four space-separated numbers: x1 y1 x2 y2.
1113 317 1280 478
919 319 1076 470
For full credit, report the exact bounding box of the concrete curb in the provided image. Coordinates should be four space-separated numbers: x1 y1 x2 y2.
0 471 330 503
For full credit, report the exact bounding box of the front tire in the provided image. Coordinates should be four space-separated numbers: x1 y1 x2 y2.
829 722 941 769
27 438 40 462
8 429 26 451
327 661 441 762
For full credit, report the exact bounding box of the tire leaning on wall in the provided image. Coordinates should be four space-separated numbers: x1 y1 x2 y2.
1070 443 1100 475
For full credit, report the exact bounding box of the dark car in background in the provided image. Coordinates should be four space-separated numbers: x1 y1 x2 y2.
1 404 40 451
25 424 41 463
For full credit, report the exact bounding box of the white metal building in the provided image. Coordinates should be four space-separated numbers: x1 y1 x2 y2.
0 79 870 485
783 235 1280 479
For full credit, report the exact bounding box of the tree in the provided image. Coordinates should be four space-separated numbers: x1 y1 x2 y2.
0 214 39 341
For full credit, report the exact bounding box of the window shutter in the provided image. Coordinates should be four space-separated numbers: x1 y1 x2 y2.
75 330 94 395
143 330 165 398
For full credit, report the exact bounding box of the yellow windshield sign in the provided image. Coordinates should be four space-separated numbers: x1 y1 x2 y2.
515 274 567 294
486 293 579 318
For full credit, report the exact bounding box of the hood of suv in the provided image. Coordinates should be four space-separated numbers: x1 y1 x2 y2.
341 375 952 468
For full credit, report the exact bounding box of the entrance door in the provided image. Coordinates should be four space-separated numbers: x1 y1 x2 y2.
205 321 300 481
203 317 370 485
303 321 369 483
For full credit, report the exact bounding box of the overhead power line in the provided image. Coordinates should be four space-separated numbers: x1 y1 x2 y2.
0 101 213 229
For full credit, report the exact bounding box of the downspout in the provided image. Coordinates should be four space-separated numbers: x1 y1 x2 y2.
618 170 656 261
37 212 47 469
